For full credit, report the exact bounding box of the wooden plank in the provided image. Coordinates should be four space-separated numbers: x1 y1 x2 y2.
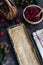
8 24 40 65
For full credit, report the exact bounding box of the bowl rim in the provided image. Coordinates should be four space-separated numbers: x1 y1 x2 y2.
23 5 43 25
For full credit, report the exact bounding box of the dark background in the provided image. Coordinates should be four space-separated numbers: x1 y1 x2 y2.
0 0 43 65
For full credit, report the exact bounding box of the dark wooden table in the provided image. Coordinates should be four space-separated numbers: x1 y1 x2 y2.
0 0 43 65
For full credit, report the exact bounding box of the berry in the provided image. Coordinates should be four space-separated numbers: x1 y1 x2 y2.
15 18 21 23
0 32 5 37
0 18 6 23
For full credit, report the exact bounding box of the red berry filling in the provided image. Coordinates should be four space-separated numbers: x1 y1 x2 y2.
24 6 41 22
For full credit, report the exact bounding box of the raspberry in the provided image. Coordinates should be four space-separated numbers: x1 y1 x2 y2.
15 18 21 23
0 32 5 37
0 18 6 23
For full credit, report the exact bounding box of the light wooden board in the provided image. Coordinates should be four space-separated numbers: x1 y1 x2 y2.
8 24 40 65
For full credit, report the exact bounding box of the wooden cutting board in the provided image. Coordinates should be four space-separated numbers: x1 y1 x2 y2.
8 24 40 65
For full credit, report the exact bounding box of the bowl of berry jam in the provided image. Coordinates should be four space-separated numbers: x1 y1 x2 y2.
23 5 43 24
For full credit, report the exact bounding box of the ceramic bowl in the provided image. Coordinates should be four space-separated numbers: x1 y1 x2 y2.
23 5 43 25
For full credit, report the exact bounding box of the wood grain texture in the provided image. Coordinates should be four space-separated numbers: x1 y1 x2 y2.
8 24 40 65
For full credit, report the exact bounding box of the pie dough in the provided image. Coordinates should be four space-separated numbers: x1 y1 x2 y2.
8 24 40 65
